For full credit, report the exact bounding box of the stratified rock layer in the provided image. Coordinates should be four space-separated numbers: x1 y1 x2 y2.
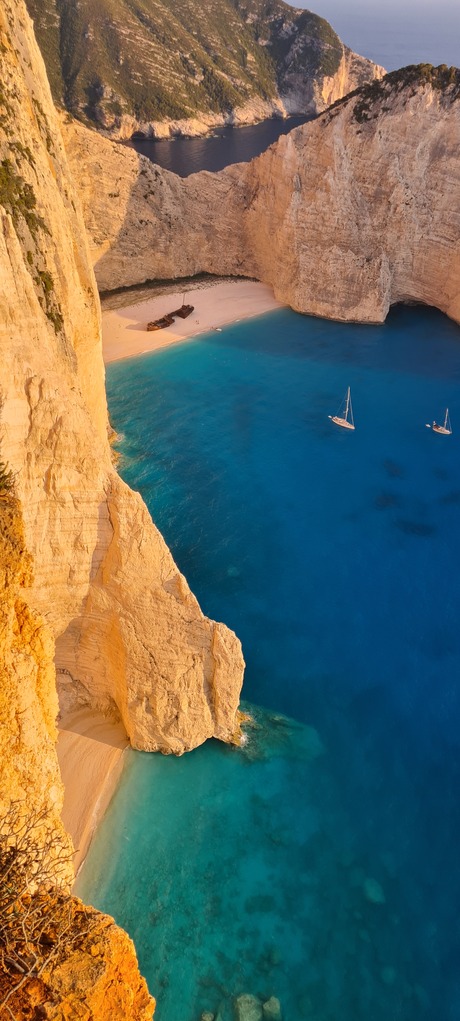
0 0 244 753
0 499 154 1015
65 68 460 325
0 496 71 873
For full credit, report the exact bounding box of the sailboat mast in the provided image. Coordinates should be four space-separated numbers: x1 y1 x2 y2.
345 387 350 421
444 408 449 430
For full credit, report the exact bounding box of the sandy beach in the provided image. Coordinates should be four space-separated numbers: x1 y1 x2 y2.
102 279 284 363
57 708 129 876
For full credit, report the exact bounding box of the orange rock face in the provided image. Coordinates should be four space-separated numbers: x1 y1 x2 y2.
1 898 155 1021
41 900 155 1021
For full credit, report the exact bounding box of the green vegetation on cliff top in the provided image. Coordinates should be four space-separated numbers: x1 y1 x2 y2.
24 0 362 127
324 63 460 124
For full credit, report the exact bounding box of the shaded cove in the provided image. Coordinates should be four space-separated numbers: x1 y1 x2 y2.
123 115 312 176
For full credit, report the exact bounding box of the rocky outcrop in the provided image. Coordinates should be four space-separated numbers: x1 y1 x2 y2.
65 65 460 325
39 901 155 1020
25 0 383 139
0 888 155 1020
0 0 244 753
0 498 154 1016
0 495 71 874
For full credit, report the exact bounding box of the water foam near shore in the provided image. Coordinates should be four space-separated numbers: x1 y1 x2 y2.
78 303 460 1021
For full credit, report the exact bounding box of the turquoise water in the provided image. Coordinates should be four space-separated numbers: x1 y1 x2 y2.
77 305 460 1020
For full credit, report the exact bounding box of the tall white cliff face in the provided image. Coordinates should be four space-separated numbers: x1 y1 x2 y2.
65 74 460 327
0 0 244 753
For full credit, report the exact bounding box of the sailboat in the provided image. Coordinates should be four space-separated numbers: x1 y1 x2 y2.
426 409 452 435
329 387 355 430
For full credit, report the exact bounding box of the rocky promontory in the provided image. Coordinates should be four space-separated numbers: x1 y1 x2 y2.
25 0 383 138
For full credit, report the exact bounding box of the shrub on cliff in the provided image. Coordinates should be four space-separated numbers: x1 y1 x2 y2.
0 803 96 1018
0 458 15 497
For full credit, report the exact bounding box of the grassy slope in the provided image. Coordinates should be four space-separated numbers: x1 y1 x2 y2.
25 0 346 124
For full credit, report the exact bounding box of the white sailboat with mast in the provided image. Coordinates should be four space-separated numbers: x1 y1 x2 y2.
329 387 355 430
426 409 452 435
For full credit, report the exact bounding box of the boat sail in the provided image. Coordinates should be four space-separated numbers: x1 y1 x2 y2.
329 387 355 430
426 409 452 435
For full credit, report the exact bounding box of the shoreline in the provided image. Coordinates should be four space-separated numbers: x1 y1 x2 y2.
57 708 129 878
102 278 284 363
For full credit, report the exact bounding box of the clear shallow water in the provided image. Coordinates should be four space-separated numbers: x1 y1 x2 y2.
77 304 460 1020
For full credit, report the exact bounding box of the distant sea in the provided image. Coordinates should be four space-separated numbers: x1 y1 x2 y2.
77 305 460 1021
301 1 460 72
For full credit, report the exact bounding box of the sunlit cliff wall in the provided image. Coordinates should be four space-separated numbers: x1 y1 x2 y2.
65 67 460 326
0 0 244 756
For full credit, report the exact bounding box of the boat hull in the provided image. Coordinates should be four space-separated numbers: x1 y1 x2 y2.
432 425 452 435
330 416 355 430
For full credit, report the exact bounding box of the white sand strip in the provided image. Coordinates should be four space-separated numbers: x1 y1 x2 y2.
57 708 129 877
102 279 284 363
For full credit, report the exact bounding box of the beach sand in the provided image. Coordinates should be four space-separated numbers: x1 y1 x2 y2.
102 279 284 363
57 709 129 877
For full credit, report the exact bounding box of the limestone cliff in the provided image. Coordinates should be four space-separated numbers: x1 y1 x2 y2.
65 65 460 326
0 496 154 1018
0 0 244 753
0 494 70 872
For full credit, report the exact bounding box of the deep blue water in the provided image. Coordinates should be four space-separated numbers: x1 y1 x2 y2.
77 304 460 1021
125 115 312 177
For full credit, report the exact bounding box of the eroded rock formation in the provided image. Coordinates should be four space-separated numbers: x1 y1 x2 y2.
0 495 71 870
0 0 244 753
39 900 155 1020
65 66 460 325
0 496 154 1017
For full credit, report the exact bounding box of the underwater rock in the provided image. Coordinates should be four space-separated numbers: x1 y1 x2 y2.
201 1013 215 1021
363 877 386 904
262 996 282 1021
235 994 263 1021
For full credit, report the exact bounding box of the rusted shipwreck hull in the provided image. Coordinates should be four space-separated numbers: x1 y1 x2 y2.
146 314 175 332
146 304 194 331
171 304 194 319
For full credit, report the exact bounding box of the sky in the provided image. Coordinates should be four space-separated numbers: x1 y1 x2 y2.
296 1 460 71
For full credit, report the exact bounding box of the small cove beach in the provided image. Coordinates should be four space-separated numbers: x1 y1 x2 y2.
101 278 284 363
57 709 129 876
